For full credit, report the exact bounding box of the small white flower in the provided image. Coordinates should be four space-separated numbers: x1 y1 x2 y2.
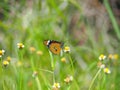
97 62 105 68
100 64 105 69
3 60 9 67
32 71 38 78
52 82 60 89
61 57 67 63
64 46 70 53
64 75 73 83
69 76 73 81
99 54 106 60
0 49 5 57
17 43 25 49
104 68 111 74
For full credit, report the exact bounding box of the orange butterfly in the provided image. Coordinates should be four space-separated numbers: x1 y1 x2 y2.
44 40 63 55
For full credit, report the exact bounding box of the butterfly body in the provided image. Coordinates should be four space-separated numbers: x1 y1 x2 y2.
44 40 63 55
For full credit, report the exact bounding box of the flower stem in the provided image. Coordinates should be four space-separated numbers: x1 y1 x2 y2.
19 70 22 90
17 51 23 90
3 80 6 90
36 77 42 90
39 68 53 74
68 54 74 73
30 56 35 71
49 51 54 70
67 85 71 90
89 68 102 90
49 51 55 83
30 56 42 90
0 57 2 69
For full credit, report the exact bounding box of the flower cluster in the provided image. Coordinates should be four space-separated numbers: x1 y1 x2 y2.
108 54 119 60
29 46 43 56
0 49 12 67
2 56 12 67
97 54 118 74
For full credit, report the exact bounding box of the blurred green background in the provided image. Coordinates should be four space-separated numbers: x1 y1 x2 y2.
0 0 120 90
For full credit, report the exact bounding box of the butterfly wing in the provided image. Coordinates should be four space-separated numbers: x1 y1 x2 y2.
49 41 63 54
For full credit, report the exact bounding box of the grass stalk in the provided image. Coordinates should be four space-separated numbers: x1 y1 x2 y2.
104 0 120 39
